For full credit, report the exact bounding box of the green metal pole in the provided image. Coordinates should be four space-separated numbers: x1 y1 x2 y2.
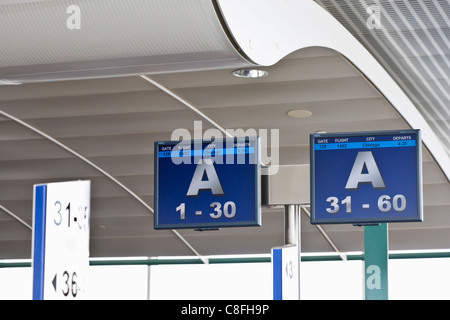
364 223 388 300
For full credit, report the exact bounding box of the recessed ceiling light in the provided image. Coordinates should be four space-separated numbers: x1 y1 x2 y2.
287 109 312 119
232 69 268 78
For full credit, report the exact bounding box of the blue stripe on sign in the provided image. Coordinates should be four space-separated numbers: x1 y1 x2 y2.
32 185 47 300
314 140 416 150
158 147 255 158
272 248 282 300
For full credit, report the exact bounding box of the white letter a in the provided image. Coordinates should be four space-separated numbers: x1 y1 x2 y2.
186 159 224 197
345 151 385 190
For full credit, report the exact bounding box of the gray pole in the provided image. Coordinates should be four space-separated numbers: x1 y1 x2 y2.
284 204 300 246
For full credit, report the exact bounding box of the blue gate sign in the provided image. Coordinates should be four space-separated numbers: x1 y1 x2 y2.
310 130 422 225
154 137 261 229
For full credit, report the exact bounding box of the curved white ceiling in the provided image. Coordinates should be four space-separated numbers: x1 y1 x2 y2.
216 0 450 182
316 0 450 161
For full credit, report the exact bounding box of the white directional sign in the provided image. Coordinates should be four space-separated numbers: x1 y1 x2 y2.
272 245 300 300
32 180 91 300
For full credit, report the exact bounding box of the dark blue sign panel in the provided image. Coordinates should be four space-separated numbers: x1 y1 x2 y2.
154 137 261 229
310 130 422 225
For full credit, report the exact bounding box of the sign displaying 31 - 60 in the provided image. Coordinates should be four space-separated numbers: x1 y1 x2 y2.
32 180 90 300
154 137 261 230
310 130 422 225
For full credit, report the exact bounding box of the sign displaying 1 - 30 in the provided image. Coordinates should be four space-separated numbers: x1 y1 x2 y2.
32 180 91 300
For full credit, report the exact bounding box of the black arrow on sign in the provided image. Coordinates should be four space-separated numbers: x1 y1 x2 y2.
52 274 57 292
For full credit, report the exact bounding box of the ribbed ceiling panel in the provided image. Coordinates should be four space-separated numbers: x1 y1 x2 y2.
316 0 450 155
0 0 232 66
0 0 248 82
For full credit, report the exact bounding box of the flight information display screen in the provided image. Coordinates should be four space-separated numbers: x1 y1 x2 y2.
154 137 261 230
310 130 422 225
